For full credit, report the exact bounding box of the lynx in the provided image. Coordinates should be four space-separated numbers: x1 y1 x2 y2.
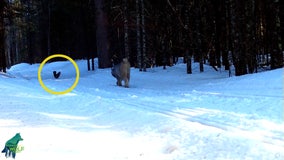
111 58 130 88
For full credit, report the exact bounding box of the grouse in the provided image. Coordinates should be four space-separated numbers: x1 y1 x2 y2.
53 71 61 79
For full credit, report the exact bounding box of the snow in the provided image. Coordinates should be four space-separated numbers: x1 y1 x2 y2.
0 59 283 160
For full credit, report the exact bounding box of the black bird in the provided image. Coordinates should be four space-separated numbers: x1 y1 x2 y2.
53 71 61 79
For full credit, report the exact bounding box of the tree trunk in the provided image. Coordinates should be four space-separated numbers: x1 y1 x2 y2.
186 49 192 74
27 0 34 64
223 0 233 71
47 0 51 56
184 1 192 74
6 16 15 68
0 1 6 72
214 0 221 68
136 0 142 71
195 1 203 72
141 0 146 71
267 1 282 69
95 0 111 68
245 0 257 73
123 0 130 59
161 35 166 69
231 0 247 76
281 1 284 53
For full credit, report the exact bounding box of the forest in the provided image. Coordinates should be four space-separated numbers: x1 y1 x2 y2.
0 0 283 76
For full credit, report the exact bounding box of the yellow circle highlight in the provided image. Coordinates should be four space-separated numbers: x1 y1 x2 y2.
38 54 80 95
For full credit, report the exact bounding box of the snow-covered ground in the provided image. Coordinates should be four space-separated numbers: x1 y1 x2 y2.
0 59 283 160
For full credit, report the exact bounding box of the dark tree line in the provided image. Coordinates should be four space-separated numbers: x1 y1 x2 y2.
0 0 283 76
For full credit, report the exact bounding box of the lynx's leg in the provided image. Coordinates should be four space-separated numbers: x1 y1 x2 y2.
125 71 130 88
124 77 129 88
117 78 122 86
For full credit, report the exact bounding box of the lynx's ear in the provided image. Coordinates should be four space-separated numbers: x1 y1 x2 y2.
122 58 128 63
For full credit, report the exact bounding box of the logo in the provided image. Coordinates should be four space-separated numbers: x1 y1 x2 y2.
8 145 24 153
